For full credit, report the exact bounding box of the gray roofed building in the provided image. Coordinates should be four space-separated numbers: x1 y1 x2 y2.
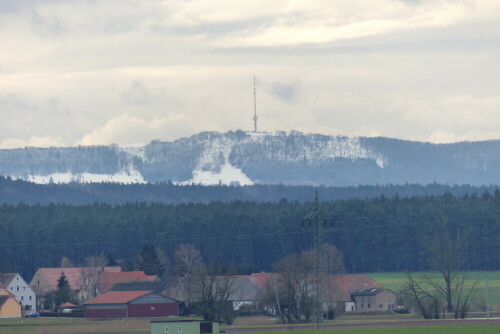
110 281 168 294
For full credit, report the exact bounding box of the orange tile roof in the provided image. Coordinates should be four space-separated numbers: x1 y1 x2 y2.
249 273 276 288
97 271 151 293
328 274 382 301
37 267 121 291
84 290 152 304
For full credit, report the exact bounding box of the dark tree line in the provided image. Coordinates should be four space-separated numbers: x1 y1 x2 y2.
0 191 499 281
0 176 499 205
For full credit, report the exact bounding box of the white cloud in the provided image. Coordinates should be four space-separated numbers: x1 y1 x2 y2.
0 136 64 149
78 113 195 146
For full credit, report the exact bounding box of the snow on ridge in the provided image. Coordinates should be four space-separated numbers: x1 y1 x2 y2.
119 145 146 160
242 131 386 168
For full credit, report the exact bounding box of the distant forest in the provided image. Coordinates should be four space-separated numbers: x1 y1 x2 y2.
1 176 500 204
1 192 499 281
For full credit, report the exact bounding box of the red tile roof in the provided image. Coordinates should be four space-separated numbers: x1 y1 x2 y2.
249 273 275 289
146 275 160 282
37 267 122 291
327 275 382 301
98 271 150 293
0 273 17 287
84 290 152 304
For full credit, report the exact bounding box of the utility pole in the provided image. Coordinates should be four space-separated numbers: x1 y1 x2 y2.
253 75 258 133
485 273 490 319
302 190 334 329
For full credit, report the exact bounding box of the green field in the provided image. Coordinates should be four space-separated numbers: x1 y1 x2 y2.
1 319 500 334
366 271 500 305
1 318 500 334
270 325 500 334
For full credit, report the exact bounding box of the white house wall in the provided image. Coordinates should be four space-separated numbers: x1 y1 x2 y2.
6 274 37 311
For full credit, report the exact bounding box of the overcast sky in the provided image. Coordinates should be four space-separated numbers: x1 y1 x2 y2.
1 0 500 148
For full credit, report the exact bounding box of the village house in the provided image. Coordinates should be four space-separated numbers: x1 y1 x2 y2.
0 273 36 311
0 284 22 318
29 266 122 309
351 288 397 312
84 290 179 318
326 275 383 313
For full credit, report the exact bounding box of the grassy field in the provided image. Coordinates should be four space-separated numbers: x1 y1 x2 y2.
366 271 500 305
259 325 500 334
1 317 500 334
1 318 499 334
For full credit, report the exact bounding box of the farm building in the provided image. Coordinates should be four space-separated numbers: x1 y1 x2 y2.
110 281 168 294
84 290 179 318
327 275 383 313
151 320 219 334
79 270 159 302
351 288 397 312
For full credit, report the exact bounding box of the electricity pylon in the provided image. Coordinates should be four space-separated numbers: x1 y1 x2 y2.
302 190 334 329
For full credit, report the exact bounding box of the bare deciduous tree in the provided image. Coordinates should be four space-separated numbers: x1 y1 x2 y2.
79 254 107 302
174 244 202 303
402 216 478 319
192 261 238 324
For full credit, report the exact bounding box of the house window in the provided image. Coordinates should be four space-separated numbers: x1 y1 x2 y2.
24 287 26 291
178 326 183 332
29 296 32 301
164 327 169 333
21 296 24 301
368 303 371 308
17 286 19 291
388 303 395 310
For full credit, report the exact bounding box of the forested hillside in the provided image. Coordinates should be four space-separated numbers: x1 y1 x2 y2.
1 192 499 281
1 176 499 205
3 131 500 186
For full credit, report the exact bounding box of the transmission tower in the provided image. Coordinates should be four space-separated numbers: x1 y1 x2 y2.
253 75 258 132
302 190 334 329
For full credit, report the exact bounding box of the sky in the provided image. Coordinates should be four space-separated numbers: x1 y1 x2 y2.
1 0 500 148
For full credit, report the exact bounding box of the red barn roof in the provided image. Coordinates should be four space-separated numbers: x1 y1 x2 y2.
84 291 152 304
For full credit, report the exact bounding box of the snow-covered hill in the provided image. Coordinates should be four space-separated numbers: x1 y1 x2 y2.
1 130 500 186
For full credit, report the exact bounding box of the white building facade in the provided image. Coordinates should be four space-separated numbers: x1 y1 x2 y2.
0 273 37 311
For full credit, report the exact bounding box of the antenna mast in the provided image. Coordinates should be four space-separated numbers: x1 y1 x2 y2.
253 76 258 132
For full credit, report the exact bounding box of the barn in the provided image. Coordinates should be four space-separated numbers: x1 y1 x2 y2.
84 291 179 319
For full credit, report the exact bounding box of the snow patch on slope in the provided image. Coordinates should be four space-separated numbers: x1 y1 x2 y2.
22 166 146 184
180 163 254 186
179 136 254 186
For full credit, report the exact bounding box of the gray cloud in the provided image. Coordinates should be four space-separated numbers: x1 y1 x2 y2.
121 81 154 106
1 0 500 147
270 81 300 104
